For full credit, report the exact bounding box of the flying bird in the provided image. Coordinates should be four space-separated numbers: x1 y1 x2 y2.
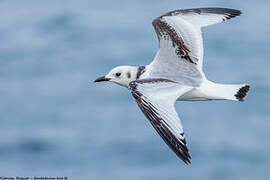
94 8 250 164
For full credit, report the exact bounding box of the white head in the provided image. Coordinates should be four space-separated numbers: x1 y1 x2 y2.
94 66 138 87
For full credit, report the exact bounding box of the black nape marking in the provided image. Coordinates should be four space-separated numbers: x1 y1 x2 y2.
136 66 146 79
127 72 131 78
235 85 250 101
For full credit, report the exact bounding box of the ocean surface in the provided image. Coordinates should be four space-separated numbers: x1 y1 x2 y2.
0 0 269 179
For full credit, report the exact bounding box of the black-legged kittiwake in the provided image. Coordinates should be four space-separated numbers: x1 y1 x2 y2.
94 7 250 164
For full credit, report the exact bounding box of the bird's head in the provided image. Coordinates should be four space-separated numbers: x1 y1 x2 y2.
94 66 138 87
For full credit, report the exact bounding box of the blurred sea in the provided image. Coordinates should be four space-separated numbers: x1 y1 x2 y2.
0 0 269 179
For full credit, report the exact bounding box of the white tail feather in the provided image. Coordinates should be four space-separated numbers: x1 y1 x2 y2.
198 81 250 101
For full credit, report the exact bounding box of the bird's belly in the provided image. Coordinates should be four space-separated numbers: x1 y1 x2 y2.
178 88 211 101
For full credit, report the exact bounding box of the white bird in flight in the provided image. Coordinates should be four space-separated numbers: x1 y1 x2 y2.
94 7 250 164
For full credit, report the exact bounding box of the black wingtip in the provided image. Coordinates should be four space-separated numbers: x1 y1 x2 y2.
181 151 192 165
223 8 242 19
183 156 192 165
165 7 242 18
235 85 250 101
198 8 242 20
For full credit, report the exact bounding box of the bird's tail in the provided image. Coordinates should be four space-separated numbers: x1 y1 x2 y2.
202 81 250 101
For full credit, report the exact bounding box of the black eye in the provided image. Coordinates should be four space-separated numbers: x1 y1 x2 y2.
116 72 121 77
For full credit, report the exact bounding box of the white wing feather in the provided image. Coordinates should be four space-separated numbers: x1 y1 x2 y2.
130 79 193 164
149 8 241 84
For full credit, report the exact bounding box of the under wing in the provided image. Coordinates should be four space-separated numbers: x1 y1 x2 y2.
129 79 193 164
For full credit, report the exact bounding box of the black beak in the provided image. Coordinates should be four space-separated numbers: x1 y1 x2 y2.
94 76 111 83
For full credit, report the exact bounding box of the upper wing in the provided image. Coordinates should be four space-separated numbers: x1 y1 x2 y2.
149 8 242 81
129 79 193 164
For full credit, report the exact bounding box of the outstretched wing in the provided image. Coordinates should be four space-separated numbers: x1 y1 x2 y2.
129 79 193 164
149 8 242 83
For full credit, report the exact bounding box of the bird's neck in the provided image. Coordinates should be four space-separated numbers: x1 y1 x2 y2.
116 66 147 88
136 66 146 80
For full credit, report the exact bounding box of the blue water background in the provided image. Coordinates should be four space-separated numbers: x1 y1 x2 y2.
0 0 269 179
